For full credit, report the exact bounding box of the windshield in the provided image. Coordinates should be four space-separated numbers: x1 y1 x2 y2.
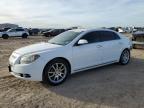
48 31 81 45
7 29 13 32
49 29 55 32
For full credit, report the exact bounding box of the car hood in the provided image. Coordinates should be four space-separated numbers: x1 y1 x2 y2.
14 42 62 55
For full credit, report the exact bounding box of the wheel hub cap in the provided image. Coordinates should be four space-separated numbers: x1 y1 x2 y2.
48 63 67 83
122 50 129 64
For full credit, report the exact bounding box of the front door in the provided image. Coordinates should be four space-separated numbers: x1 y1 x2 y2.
72 31 103 71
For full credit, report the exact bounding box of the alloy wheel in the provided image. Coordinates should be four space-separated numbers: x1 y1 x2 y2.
121 50 130 64
47 63 67 83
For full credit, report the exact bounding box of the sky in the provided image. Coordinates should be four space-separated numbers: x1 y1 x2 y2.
0 0 144 28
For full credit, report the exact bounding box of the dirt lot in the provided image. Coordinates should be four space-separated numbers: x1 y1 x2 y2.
0 36 144 108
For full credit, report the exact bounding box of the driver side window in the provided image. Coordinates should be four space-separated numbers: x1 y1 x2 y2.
81 31 100 44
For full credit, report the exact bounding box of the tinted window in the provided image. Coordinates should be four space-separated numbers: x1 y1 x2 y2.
58 29 65 33
81 31 101 44
16 29 24 31
52 29 59 33
100 31 120 42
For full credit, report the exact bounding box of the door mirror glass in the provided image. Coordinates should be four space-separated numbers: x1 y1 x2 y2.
77 39 88 45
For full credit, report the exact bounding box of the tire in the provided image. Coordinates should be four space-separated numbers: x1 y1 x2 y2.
43 59 70 86
45 35 48 37
119 49 130 65
44 34 50 37
22 34 28 38
2 34 9 39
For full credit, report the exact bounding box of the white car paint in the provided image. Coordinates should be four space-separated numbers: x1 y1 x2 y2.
9 29 132 81
0 28 29 38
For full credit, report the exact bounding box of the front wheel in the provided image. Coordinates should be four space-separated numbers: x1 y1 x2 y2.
119 49 130 65
43 59 70 86
22 34 28 38
2 34 9 39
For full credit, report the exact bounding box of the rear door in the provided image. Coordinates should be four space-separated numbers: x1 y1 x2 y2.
15 29 24 36
99 31 122 63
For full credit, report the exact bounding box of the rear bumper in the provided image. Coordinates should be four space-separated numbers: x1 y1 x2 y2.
133 41 144 45
132 41 144 49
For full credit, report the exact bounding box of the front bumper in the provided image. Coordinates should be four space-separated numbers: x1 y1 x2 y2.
8 59 45 81
8 65 31 78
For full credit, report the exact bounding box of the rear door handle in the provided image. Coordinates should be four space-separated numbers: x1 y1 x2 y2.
96 45 103 48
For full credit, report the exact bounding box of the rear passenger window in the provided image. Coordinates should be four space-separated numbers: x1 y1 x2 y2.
16 29 24 32
79 31 120 44
100 31 120 42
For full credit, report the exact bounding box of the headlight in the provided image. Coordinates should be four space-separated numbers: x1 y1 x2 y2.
20 54 40 64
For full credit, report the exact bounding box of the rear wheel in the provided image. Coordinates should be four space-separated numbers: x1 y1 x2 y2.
119 49 130 65
2 34 9 39
43 59 70 86
22 34 28 38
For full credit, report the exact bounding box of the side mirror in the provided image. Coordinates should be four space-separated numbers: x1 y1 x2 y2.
77 39 88 45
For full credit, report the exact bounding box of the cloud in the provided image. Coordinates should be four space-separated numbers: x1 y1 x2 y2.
0 0 144 28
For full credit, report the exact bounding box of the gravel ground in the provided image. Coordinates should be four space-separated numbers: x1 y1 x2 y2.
0 36 144 108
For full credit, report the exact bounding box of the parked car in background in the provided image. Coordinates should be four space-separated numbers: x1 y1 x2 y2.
132 31 144 49
28 28 40 36
40 29 51 34
9 29 132 85
43 29 66 37
0 28 29 39
65 27 78 31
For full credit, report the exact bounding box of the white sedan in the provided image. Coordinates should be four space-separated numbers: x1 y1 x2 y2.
9 29 132 85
